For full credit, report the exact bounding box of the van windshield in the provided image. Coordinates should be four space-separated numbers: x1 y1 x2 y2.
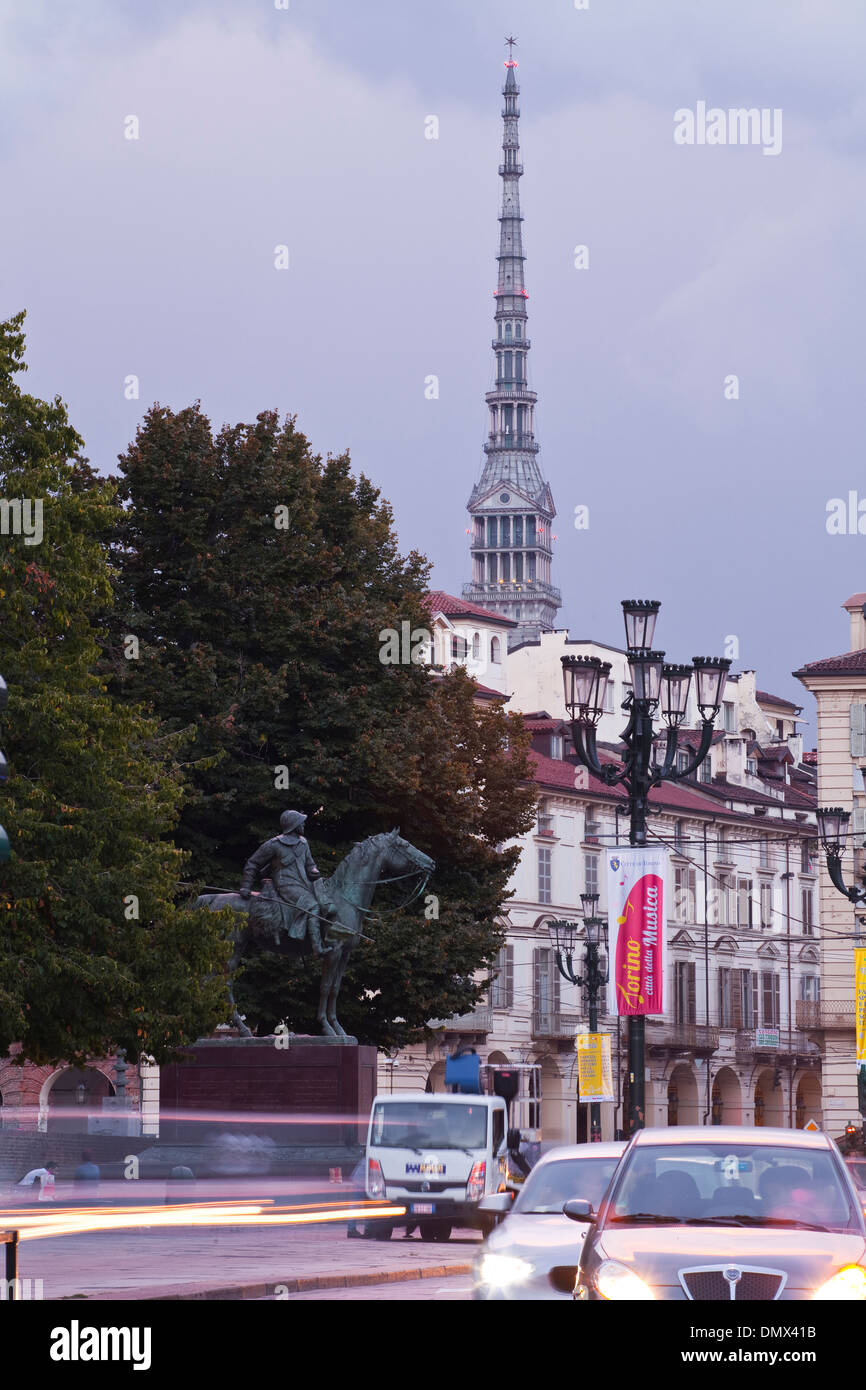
371 1102 488 1150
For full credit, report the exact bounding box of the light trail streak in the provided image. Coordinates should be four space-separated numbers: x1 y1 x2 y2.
5 1201 405 1241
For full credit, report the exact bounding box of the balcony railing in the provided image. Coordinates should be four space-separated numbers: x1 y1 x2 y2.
484 436 539 453
531 1010 580 1040
646 1021 719 1054
795 1001 856 1030
428 1005 492 1034
492 339 531 351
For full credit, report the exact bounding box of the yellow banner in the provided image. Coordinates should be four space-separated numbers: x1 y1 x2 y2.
576 1032 614 1103
856 948 866 1067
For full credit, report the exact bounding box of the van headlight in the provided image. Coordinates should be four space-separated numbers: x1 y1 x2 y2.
594 1260 655 1301
813 1265 866 1300
477 1254 533 1288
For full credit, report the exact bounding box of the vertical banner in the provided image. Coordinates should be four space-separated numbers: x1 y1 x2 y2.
576 1033 614 1103
607 846 669 1016
855 947 866 1067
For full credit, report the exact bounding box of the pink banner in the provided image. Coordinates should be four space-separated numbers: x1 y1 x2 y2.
607 848 668 1016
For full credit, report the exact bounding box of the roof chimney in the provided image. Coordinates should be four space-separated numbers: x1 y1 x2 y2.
842 593 866 652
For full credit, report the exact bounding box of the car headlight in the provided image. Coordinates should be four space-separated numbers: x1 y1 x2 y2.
477 1253 533 1288
594 1259 655 1301
813 1265 866 1300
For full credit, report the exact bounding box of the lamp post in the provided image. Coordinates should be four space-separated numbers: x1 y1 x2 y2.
562 600 730 1135
547 891 608 1141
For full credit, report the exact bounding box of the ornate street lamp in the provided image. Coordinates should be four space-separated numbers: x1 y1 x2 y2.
814 807 866 905
547 892 608 1142
562 600 731 1136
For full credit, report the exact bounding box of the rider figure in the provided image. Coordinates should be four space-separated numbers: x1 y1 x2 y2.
239 810 334 955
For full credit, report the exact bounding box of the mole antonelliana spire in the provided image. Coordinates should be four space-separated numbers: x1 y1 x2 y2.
462 40 561 648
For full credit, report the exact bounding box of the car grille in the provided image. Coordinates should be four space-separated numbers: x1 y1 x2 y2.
548 1266 578 1295
680 1266 785 1301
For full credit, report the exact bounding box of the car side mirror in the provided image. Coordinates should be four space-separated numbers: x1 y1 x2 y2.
563 1198 596 1223
479 1191 515 1214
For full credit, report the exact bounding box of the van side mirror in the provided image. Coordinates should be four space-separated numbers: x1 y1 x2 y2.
563 1198 596 1223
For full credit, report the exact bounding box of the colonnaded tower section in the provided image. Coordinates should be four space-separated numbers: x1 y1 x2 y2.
462 47 561 648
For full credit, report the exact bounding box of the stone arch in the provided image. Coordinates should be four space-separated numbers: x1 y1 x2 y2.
666 1063 699 1127
42 1065 115 1135
711 1066 742 1126
795 1071 822 1129
753 1067 784 1128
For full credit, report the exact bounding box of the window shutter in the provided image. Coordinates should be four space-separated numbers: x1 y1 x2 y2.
732 970 744 1028
851 703 866 758
853 808 866 843
773 974 780 1027
687 962 696 1024
505 946 514 1008
751 972 759 1028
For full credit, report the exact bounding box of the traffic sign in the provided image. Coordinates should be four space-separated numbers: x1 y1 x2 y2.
804 1119 820 1132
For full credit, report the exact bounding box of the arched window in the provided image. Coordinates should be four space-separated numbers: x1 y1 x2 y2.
491 636 502 665
472 632 481 660
515 323 522 340
505 322 512 342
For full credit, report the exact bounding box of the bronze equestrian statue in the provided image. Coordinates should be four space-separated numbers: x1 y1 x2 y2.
195 816 435 1039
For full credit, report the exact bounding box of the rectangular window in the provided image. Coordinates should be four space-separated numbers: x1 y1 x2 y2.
486 517 498 547
603 682 615 713
723 701 736 733
584 853 599 897
699 758 712 783
533 947 560 1021
549 735 564 760
715 873 731 926
717 826 727 859
801 840 814 874
674 865 697 923
718 967 733 1028
500 553 510 583
537 847 552 904
799 974 820 1003
761 971 780 1027
513 553 523 582
500 516 510 546
851 703 866 759
760 882 774 929
674 961 696 1024
736 969 758 1028
491 945 514 1010
487 553 498 583
537 811 555 835
674 820 686 853
512 516 523 546
801 888 813 935
527 553 537 582
737 878 753 928
759 838 770 868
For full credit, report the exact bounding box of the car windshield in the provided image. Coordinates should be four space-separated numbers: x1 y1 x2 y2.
607 1143 862 1233
848 1160 866 1190
370 1102 488 1150
513 1157 621 1215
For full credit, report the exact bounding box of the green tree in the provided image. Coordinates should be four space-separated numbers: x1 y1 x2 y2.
0 313 232 1064
108 403 536 1046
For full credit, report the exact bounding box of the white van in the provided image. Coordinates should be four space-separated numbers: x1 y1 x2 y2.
365 1091 507 1241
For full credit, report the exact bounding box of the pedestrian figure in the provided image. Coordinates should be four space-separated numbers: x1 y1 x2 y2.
74 1149 100 1186
17 1161 58 1201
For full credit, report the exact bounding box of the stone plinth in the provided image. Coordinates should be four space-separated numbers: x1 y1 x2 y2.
153 1037 377 1175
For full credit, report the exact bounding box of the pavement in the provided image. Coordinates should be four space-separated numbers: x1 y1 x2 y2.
14 1219 480 1302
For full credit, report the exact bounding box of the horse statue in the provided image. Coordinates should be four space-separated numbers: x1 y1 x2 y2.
195 828 435 1039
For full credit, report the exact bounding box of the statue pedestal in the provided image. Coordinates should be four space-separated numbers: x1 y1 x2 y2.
150 1037 378 1176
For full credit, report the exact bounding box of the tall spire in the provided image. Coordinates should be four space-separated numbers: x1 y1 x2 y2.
462 44 561 649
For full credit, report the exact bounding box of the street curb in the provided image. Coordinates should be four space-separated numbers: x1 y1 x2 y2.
58 1262 474 1301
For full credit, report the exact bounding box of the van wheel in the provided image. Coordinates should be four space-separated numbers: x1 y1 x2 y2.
430 1221 452 1242
371 1222 393 1240
478 1214 495 1238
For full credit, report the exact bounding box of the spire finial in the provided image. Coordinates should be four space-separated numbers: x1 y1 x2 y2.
504 34 517 65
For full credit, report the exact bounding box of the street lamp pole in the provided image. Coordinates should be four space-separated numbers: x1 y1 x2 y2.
548 893 608 1141
562 600 730 1136
814 807 866 1145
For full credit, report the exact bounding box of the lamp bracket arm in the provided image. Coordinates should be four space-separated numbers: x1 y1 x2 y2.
660 721 714 783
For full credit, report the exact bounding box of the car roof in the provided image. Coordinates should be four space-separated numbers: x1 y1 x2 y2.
532 1143 627 1164
630 1125 832 1150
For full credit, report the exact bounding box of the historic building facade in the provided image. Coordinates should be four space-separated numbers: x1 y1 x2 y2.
382 630 823 1143
794 591 866 1135
461 54 560 648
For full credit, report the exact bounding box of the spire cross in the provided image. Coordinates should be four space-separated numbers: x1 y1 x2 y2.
505 35 517 56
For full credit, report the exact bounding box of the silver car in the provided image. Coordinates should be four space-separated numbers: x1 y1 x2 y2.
472 1142 626 1300
568 1126 866 1301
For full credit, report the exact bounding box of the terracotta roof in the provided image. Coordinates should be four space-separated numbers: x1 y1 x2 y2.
424 590 517 628
473 682 507 700
755 690 802 713
525 717 566 733
528 750 732 816
802 750 818 764
794 649 866 676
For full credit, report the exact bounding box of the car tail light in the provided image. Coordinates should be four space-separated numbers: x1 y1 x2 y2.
467 1160 486 1202
367 1157 385 1200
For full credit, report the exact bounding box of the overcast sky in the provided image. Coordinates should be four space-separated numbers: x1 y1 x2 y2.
1 0 865 734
